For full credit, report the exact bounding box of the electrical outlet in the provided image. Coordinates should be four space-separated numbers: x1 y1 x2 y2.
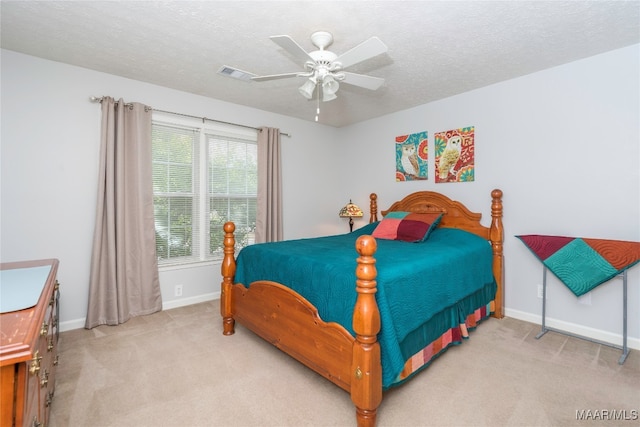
175 285 183 297
537 284 544 299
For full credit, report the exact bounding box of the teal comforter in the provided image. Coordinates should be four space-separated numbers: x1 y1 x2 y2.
234 222 496 388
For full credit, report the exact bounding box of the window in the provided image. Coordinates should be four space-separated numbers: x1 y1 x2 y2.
152 115 257 266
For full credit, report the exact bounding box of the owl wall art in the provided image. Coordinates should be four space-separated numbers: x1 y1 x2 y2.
395 131 428 181
435 126 475 183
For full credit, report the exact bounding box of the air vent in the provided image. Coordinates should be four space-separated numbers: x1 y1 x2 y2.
217 66 256 81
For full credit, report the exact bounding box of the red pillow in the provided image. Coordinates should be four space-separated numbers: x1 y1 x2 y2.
372 211 443 242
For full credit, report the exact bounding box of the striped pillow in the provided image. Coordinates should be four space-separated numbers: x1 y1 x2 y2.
372 211 443 242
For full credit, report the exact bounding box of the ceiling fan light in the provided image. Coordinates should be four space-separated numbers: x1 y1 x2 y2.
322 75 340 95
298 79 316 99
322 88 337 102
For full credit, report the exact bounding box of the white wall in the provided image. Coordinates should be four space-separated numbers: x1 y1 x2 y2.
341 44 640 349
0 49 342 329
2 45 638 350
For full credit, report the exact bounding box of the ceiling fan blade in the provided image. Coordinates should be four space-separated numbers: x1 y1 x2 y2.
340 72 385 90
251 72 303 82
334 37 388 69
270 35 315 63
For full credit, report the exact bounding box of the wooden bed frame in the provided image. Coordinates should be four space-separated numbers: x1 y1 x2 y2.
221 189 504 426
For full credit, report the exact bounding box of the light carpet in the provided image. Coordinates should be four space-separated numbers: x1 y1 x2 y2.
50 301 639 426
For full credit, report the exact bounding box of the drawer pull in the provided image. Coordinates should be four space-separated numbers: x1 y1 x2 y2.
40 370 49 388
29 351 41 376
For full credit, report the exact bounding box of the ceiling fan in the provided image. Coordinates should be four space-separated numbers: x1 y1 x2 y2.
251 31 388 103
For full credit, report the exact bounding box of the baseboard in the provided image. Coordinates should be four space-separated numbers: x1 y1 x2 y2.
59 318 87 332
505 308 640 351
59 292 220 333
161 291 219 311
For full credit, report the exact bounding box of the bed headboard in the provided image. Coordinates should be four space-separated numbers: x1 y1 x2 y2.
369 189 503 243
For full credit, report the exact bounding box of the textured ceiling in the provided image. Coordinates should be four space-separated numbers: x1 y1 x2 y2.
2 1 639 127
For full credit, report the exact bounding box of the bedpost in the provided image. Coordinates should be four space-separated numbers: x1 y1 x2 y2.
221 221 236 335
351 235 382 427
490 189 504 319
369 193 378 223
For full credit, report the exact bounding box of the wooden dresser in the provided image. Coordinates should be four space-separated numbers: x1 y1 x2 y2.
1 259 60 427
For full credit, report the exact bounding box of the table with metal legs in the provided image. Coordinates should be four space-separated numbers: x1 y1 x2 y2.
535 267 630 365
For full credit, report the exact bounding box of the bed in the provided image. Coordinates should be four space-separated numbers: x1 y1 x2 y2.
220 189 504 426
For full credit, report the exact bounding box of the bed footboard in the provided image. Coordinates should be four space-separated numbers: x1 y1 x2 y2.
220 223 383 427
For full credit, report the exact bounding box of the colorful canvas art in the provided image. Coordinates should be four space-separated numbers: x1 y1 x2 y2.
396 131 428 181
435 127 475 183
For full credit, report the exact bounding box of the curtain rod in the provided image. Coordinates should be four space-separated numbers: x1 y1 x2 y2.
89 96 291 137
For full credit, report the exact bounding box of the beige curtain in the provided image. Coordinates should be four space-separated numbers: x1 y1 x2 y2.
255 127 283 243
85 97 162 329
